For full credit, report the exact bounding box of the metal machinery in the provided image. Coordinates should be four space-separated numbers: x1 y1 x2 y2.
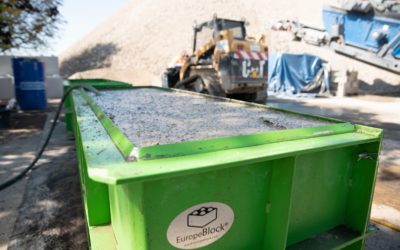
293 0 400 73
163 15 269 103
325 0 400 73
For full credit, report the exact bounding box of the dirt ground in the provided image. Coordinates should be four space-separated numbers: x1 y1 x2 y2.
267 95 400 212
0 105 87 250
0 95 399 249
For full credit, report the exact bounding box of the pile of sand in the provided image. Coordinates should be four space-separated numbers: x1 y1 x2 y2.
60 0 399 91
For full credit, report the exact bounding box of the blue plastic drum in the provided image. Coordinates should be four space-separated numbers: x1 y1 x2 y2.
12 58 47 110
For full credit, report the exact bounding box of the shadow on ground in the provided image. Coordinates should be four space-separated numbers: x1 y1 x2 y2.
0 108 87 249
365 223 400 249
359 79 400 97
267 96 400 209
60 42 120 78
7 134 87 249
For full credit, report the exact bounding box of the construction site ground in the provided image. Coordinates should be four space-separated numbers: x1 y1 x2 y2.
0 94 399 249
60 1 399 92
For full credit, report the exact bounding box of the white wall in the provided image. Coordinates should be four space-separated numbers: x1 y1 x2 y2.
0 56 64 101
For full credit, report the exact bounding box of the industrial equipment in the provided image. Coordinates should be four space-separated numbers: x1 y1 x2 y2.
163 15 269 103
324 0 400 73
292 0 400 73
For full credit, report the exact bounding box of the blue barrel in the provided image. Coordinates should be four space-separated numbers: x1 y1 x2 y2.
12 58 47 110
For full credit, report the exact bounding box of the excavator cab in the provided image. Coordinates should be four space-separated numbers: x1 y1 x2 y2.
193 17 246 53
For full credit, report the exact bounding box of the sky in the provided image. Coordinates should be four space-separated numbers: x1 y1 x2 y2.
50 0 129 55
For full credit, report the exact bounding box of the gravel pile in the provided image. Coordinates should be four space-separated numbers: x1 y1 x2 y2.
60 0 399 92
89 89 332 147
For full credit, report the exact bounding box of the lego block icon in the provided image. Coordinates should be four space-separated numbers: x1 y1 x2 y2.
187 207 217 228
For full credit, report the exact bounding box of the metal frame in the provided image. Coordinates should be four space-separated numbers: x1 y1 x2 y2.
65 79 382 250
331 42 400 73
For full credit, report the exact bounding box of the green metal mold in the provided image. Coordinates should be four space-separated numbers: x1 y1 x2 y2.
66 79 382 250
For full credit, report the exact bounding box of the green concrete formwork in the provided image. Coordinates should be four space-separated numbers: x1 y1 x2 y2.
66 79 382 250
64 79 132 134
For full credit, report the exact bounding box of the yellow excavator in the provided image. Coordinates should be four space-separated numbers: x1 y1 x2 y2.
163 15 269 103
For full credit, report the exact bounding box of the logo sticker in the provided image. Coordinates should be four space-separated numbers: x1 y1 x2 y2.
167 202 234 249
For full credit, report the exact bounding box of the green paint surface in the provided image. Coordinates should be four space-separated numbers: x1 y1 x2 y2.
66 79 383 250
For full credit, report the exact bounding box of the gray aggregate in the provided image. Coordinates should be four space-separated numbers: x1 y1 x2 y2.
89 89 333 147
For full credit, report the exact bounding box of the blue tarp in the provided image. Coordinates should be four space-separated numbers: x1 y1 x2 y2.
268 52 329 96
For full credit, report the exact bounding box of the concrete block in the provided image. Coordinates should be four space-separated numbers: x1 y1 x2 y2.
0 77 14 101
45 77 64 98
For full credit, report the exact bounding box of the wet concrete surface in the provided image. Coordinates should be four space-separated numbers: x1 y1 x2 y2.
90 89 332 147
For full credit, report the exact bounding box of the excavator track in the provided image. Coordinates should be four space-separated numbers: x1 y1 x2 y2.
189 68 226 97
